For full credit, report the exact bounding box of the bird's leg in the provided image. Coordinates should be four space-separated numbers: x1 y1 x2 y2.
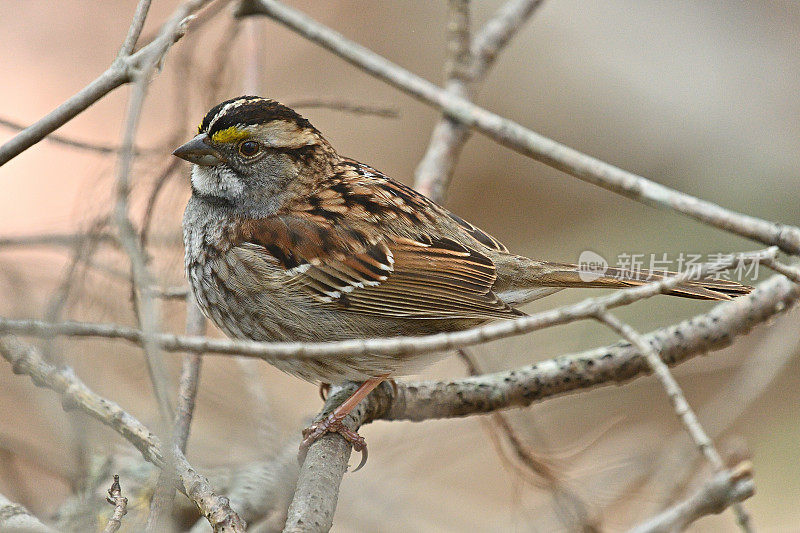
300 375 387 471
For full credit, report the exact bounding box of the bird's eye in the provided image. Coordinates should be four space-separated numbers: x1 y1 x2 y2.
238 140 260 157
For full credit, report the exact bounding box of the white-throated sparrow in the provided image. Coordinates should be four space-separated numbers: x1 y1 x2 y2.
175 96 750 460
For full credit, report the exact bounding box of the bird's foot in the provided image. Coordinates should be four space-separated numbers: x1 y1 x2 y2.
299 413 368 471
298 376 388 471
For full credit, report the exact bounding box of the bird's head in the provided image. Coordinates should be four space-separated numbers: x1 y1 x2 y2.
174 96 334 214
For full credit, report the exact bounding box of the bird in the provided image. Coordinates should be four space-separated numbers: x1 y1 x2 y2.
174 95 750 465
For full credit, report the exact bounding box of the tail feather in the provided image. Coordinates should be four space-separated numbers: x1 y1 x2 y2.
532 262 752 301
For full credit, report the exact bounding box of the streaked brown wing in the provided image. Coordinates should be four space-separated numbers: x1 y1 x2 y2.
232 215 521 321
339 235 521 319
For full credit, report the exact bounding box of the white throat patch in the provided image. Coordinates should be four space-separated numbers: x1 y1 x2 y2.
190 164 244 199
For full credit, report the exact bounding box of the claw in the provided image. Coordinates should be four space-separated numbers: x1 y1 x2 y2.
318 382 331 401
298 413 369 470
351 443 368 472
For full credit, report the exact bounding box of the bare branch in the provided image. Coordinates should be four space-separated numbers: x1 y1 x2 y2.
5 273 792 447
175 301 207 451
629 310 799 524
288 99 399 118
627 463 755 533
225 445 299 530
470 0 545 79
0 0 211 167
0 336 245 532
382 273 798 421
236 0 800 255
103 475 128 533
140 158 183 251
0 336 163 465
284 382 392 533
112 0 214 429
146 299 206 531
415 0 545 201
276 274 796 531
0 69 128 166
118 0 153 57
174 450 247 532
593 313 725 468
593 310 753 531
763 257 800 284
413 0 472 201
0 492 56 533
444 0 471 84
278 273 796 531
0 232 117 249
41 219 111 358
0 117 146 155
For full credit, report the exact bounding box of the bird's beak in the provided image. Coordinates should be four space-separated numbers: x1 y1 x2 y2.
172 133 226 166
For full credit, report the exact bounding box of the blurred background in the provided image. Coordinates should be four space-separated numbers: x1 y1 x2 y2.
1 1 799 531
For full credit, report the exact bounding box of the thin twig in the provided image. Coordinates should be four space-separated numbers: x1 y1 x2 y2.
146 299 207 531
288 99 399 118
236 0 800 256
593 313 725 468
0 232 117 249
112 0 179 432
458 348 557 484
175 300 207 451
763 257 800 284
118 0 153 56
0 336 164 466
139 157 183 251
0 0 209 166
41 219 111 361
113 0 215 437
2 281 794 531
0 336 245 532
414 0 545 202
216 444 299 530
470 0 545 79
174 448 247 532
39 219 111 489
413 0 472 201
0 68 129 166
631 310 799 522
0 117 146 155
626 463 754 533
382 273 798 422
103 475 128 533
592 310 753 531
5 267 789 481
137 0 233 47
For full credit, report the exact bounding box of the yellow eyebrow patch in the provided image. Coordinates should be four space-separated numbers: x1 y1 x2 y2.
211 126 250 143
